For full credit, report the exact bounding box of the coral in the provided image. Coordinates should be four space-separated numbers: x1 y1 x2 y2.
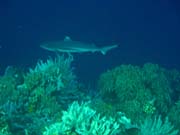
98 63 176 123
168 99 180 131
139 116 179 135
43 123 61 135
98 64 150 103
0 76 16 105
43 101 120 135
0 66 22 106
1 53 179 135
142 102 156 114
142 63 172 114
90 99 117 117
17 54 79 111
0 55 80 135
22 54 76 92
43 102 179 135
166 69 180 101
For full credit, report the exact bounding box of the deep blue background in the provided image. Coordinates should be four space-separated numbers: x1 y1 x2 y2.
0 0 180 83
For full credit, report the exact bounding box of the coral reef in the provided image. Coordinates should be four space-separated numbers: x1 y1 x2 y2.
43 101 179 135
0 56 180 135
98 63 178 123
0 55 85 135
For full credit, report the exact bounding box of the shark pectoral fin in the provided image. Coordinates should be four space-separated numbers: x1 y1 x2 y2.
100 44 118 55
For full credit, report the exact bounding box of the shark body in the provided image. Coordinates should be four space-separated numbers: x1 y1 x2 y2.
40 36 118 55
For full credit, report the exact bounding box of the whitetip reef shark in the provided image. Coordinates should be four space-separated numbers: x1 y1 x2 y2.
40 36 118 55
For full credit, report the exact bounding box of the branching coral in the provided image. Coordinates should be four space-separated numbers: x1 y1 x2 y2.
23 54 76 92
17 55 81 111
168 99 180 132
43 101 179 135
43 101 120 135
139 116 178 135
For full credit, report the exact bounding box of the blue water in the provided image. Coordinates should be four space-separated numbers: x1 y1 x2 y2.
0 1 180 134
0 0 180 83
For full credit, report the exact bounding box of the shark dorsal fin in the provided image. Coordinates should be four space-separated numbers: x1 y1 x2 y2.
64 36 72 42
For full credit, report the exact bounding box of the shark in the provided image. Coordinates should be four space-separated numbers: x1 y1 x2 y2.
40 36 118 55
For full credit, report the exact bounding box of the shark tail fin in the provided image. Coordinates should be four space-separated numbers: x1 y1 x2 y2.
100 44 118 55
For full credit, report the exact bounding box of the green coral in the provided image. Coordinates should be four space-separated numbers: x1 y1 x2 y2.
168 100 180 132
0 55 79 135
91 99 117 117
43 101 179 135
22 55 75 91
98 63 176 123
139 116 179 135
142 102 156 114
43 101 120 135
0 76 17 104
17 55 79 112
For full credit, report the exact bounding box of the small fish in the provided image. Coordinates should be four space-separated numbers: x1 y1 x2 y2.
40 36 118 55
